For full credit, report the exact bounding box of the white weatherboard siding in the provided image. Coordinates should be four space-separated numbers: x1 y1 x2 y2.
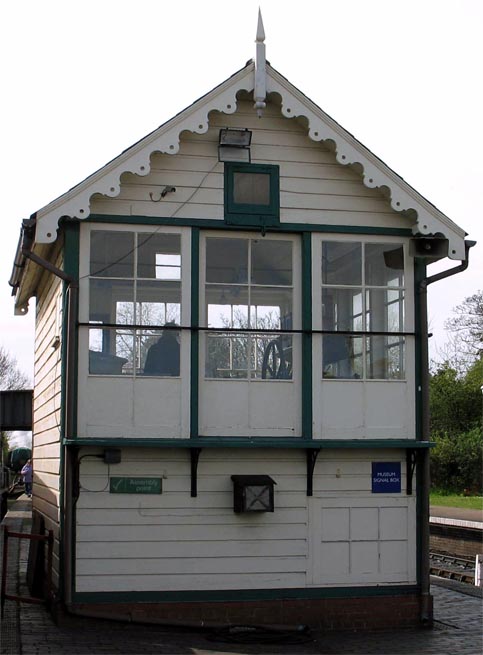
90 100 409 231
32 254 64 587
75 449 415 593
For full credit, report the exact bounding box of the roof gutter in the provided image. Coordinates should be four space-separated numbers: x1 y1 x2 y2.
418 238 476 444
8 218 35 294
9 217 75 292
417 238 476 626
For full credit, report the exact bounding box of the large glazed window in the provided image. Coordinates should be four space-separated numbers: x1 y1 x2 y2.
88 230 181 376
321 241 405 380
204 236 293 380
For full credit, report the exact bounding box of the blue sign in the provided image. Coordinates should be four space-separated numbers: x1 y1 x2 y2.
372 462 401 493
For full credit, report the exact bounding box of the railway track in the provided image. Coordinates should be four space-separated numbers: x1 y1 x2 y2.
429 551 476 584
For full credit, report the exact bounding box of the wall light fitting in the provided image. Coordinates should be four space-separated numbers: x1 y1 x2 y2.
218 128 252 163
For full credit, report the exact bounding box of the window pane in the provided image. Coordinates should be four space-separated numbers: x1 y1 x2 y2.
136 280 181 326
135 300 165 327
250 287 292 330
251 240 292 285
115 331 135 374
365 289 404 332
90 231 134 278
206 334 230 377
320 240 406 381
366 336 405 379
88 230 183 380
322 242 361 285
206 333 248 378
155 256 181 280
254 334 293 380
88 328 132 375
322 288 363 331
137 233 181 279
365 244 404 286
387 289 405 332
116 301 135 325
205 237 295 382
89 279 134 324
206 285 248 328
206 238 248 284
323 335 363 379
233 172 270 205
142 328 180 376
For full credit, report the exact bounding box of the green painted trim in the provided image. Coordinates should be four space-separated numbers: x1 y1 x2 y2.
59 221 80 604
414 260 426 441
413 261 428 586
63 437 433 449
58 292 68 600
87 214 412 237
416 451 422 584
72 584 419 605
63 222 80 439
224 163 280 226
414 259 427 589
302 233 313 439
190 228 200 438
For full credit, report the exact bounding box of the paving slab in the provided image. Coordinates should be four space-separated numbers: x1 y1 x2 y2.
2 497 483 655
12 585 483 655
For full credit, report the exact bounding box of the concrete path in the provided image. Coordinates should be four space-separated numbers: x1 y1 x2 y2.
430 505 483 524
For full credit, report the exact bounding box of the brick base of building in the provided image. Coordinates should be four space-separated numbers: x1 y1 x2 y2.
68 593 431 631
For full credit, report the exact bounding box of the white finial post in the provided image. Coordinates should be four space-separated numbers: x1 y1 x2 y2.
254 8 267 118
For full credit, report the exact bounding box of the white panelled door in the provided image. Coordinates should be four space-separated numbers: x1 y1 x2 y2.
309 496 417 585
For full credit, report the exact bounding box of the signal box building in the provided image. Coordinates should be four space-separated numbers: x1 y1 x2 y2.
9 19 471 629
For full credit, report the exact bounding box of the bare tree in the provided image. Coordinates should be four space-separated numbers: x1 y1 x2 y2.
0 346 30 391
433 335 469 377
444 291 483 367
0 346 30 457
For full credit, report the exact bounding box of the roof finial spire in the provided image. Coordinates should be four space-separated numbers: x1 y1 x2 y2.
254 8 267 118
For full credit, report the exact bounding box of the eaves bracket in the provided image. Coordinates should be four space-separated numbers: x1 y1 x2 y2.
406 449 418 495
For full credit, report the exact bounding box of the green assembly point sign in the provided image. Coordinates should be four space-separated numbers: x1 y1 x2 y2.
110 477 162 494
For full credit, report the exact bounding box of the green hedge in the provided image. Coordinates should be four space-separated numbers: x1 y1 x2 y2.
430 428 483 494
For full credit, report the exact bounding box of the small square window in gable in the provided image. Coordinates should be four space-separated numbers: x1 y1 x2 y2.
224 163 280 227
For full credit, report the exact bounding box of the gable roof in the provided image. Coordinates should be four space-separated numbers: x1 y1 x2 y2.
29 59 466 260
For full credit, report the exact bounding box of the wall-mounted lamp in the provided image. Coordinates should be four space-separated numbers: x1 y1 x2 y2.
409 237 449 261
231 475 276 513
218 128 252 163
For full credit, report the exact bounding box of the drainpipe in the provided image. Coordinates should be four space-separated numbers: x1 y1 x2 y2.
418 239 476 624
17 218 78 608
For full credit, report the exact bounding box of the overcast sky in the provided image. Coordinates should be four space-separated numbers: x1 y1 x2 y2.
1 0 482 382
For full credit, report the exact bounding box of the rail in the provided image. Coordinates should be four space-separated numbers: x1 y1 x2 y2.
429 551 477 585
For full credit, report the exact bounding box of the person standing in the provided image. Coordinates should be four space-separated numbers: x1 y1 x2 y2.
143 323 180 376
21 459 33 497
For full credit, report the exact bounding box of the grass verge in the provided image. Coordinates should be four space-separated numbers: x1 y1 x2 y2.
430 491 483 511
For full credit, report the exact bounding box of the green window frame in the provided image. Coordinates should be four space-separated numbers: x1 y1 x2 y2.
224 163 280 227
